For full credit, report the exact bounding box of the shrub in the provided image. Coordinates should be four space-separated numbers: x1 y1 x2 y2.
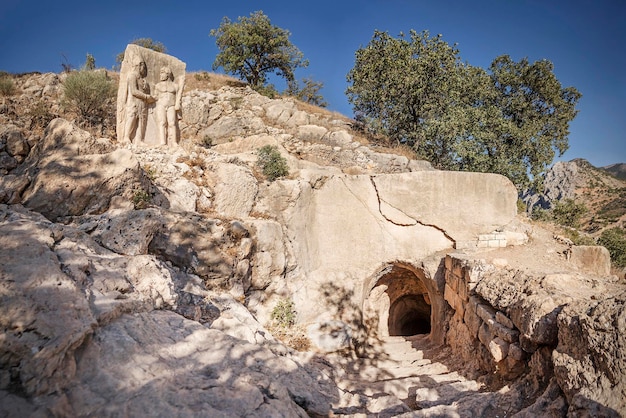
202 135 213 148
270 298 296 329
253 83 278 99
257 145 288 181
132 189 151 209
552 198 587 228
530 206 551 222
63 69 115 125
28 100 57 129
598 227 626 268
0 75 16 97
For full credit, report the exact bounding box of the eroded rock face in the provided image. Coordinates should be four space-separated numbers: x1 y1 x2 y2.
117 44 186 147
553 295 626 416
2 69 624 416
63 311 336 417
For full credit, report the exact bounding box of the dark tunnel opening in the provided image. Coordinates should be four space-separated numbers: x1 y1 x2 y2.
388 293 431 337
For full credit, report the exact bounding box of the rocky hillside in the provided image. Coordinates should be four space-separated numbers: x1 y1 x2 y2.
524 158 626 235
602 163 626 181
1 66 625 417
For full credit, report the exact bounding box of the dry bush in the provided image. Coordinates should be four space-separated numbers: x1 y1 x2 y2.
267 324 311 352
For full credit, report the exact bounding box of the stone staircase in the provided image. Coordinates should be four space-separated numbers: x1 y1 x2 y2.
327 335 513 417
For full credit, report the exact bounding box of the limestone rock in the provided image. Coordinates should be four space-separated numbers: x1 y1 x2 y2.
61 311 336 417
88 208 161 255
0 205 96 397
306 320 352 353
117 44 186 146
213 162 258 218
569 245 611 276
553 295 626 416
6 119 144 221
147 211 243 285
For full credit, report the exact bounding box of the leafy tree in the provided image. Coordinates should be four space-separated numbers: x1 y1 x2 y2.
115 38 167 68
598 227 626 268
487 56 581 189
286 77 327 107
346 30 581 191
210 10 308 89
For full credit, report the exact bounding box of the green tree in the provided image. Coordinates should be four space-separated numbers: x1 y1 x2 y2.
346 30 581 191
598 227 626 268
210 10 308 89
487 56 581 189
285 77 327 107
115 38 167 69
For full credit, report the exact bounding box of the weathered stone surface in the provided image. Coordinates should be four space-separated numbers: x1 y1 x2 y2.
117 44 186 146
88 208 161 255
213 162 258 218
248 219 286 290
488 337 509 362
0 206 96 397
569 245 611 276
147 211 253 287
62 311 335 417
7 119 144 221
306 320 352 353
373 171 518 242
553 295 626 417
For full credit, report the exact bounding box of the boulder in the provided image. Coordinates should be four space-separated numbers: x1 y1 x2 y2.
553 295 626 416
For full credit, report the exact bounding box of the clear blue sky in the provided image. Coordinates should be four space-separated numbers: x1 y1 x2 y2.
1 0 624 167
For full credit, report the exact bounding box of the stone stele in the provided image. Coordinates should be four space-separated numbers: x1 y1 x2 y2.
116 44 186 147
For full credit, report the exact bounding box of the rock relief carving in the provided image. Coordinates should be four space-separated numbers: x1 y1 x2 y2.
116 44 186 147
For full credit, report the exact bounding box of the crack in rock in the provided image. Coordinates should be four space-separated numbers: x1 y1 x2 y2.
369 176 455 244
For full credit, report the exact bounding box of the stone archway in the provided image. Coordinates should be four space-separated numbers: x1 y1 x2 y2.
363 262 445 343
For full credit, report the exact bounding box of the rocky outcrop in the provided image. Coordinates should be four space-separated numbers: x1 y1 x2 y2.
1 68 624 417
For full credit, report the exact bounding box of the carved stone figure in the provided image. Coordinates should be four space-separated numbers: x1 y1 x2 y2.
121 56 155 144
154 66 182 146
116 44 186 146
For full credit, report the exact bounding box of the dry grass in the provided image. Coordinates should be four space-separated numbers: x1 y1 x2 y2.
267 324 311 352
185 71 246 92
293 99 352 122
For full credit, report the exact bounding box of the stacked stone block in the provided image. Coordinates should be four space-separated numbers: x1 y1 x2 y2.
444 255 526 377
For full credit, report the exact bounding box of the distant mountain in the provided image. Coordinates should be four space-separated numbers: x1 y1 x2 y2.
602 163 626 181
524 158 626 235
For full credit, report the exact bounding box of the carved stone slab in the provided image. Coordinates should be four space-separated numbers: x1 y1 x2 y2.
116 44 186 146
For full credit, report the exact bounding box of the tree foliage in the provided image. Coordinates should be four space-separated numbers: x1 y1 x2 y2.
84 53 96 70
346 30 581 191
285 77 327 107
551 198 587 228
115 38 167 68
598 227 626 268
210 11 308 89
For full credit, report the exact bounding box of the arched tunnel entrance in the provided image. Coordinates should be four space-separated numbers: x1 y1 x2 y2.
363 263 444 343
388 294 431 336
